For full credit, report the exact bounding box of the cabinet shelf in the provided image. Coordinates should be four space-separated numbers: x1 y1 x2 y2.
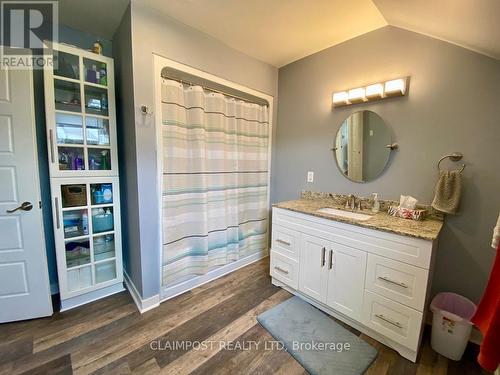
92 230 114 237
53 74 80 85
84 81 108 90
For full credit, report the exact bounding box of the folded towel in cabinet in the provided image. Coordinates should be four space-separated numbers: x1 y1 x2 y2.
431 170 462 215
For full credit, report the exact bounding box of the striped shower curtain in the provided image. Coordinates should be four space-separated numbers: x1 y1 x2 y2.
160 79 269 286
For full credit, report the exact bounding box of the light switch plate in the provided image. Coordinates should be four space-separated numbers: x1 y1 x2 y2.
307 171 314 183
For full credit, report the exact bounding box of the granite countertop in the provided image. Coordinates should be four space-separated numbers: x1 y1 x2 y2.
273 199 444 241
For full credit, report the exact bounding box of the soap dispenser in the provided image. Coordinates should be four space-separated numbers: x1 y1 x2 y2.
371 193 380 214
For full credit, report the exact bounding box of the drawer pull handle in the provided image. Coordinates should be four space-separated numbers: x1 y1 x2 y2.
328 249 333 269
321 247 326 267
274 266 289 275
378 276 408 289
375 314 403 329
276 239 291 246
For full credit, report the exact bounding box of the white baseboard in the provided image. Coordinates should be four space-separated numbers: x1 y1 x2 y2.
160 250 268 302
60 283 124 312
123 271 160 314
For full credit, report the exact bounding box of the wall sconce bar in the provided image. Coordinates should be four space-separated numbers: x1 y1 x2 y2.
332 77 409 107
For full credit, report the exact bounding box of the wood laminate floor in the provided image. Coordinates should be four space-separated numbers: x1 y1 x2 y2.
0 257 489 375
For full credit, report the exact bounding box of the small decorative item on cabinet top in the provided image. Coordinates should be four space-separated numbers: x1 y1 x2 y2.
92 40 103 55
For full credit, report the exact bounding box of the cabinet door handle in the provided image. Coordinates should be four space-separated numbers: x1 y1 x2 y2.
276 239 291 246
375 314 403 329
377 276 408 289
54 197 60 229
321 247 326 267
49 129 55 163
328 249 333 269
274 266 289 275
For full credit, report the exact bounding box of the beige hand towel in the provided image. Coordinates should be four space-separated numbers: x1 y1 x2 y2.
431 170 462 214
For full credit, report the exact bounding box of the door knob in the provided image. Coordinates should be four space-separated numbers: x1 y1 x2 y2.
6 201 33 213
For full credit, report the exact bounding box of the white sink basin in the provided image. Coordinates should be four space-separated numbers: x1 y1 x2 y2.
316 207 372 221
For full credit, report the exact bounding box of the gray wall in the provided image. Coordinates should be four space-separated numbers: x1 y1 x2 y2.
112 5 142 296
121 1 278 298
274 26 500 303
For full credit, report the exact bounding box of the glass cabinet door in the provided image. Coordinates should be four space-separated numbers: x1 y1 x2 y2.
58 179 120 295
48 48 115 176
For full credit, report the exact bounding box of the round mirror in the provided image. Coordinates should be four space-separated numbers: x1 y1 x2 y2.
333 110 393 183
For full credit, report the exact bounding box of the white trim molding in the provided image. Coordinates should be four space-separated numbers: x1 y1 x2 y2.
60 283 124 312
124 271 160 313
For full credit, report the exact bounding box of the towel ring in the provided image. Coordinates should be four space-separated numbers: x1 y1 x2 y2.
437 152 466 173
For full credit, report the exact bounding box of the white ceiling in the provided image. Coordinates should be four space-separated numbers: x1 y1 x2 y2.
141 0 500 67
373 0 500 61
57 0 500 66
142 0 388 67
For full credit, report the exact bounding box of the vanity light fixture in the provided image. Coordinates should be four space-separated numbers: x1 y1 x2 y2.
384 78 406 96
332 91 349 105
332 77 409 107
348 88 366 103
365 83 384 99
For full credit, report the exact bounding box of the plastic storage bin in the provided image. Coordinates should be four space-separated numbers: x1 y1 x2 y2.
92 209 113 233
430 292 477 360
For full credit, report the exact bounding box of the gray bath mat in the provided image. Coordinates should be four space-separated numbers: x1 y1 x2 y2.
257 296 377 375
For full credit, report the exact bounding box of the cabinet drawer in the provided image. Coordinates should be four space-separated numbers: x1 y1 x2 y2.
272 224 299 259
366 254 428 311
362 290 423 350
270 251 299 290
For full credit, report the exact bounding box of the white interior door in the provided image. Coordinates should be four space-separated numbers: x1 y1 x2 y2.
0 64 53 322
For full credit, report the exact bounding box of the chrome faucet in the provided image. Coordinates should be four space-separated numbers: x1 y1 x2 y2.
346 194 357 211
345 194 363 211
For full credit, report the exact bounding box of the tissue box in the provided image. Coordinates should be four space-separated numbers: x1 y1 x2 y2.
388 206 426 221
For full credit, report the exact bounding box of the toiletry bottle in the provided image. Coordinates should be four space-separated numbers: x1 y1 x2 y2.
372 193 380 214
94 65 100 83
101 93 108 112
74 154 84 170
101 150 109 170
82 211 88 235
100 66 107 86
87 65 97 83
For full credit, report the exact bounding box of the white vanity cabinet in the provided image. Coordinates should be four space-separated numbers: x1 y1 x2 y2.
270 207 437 362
